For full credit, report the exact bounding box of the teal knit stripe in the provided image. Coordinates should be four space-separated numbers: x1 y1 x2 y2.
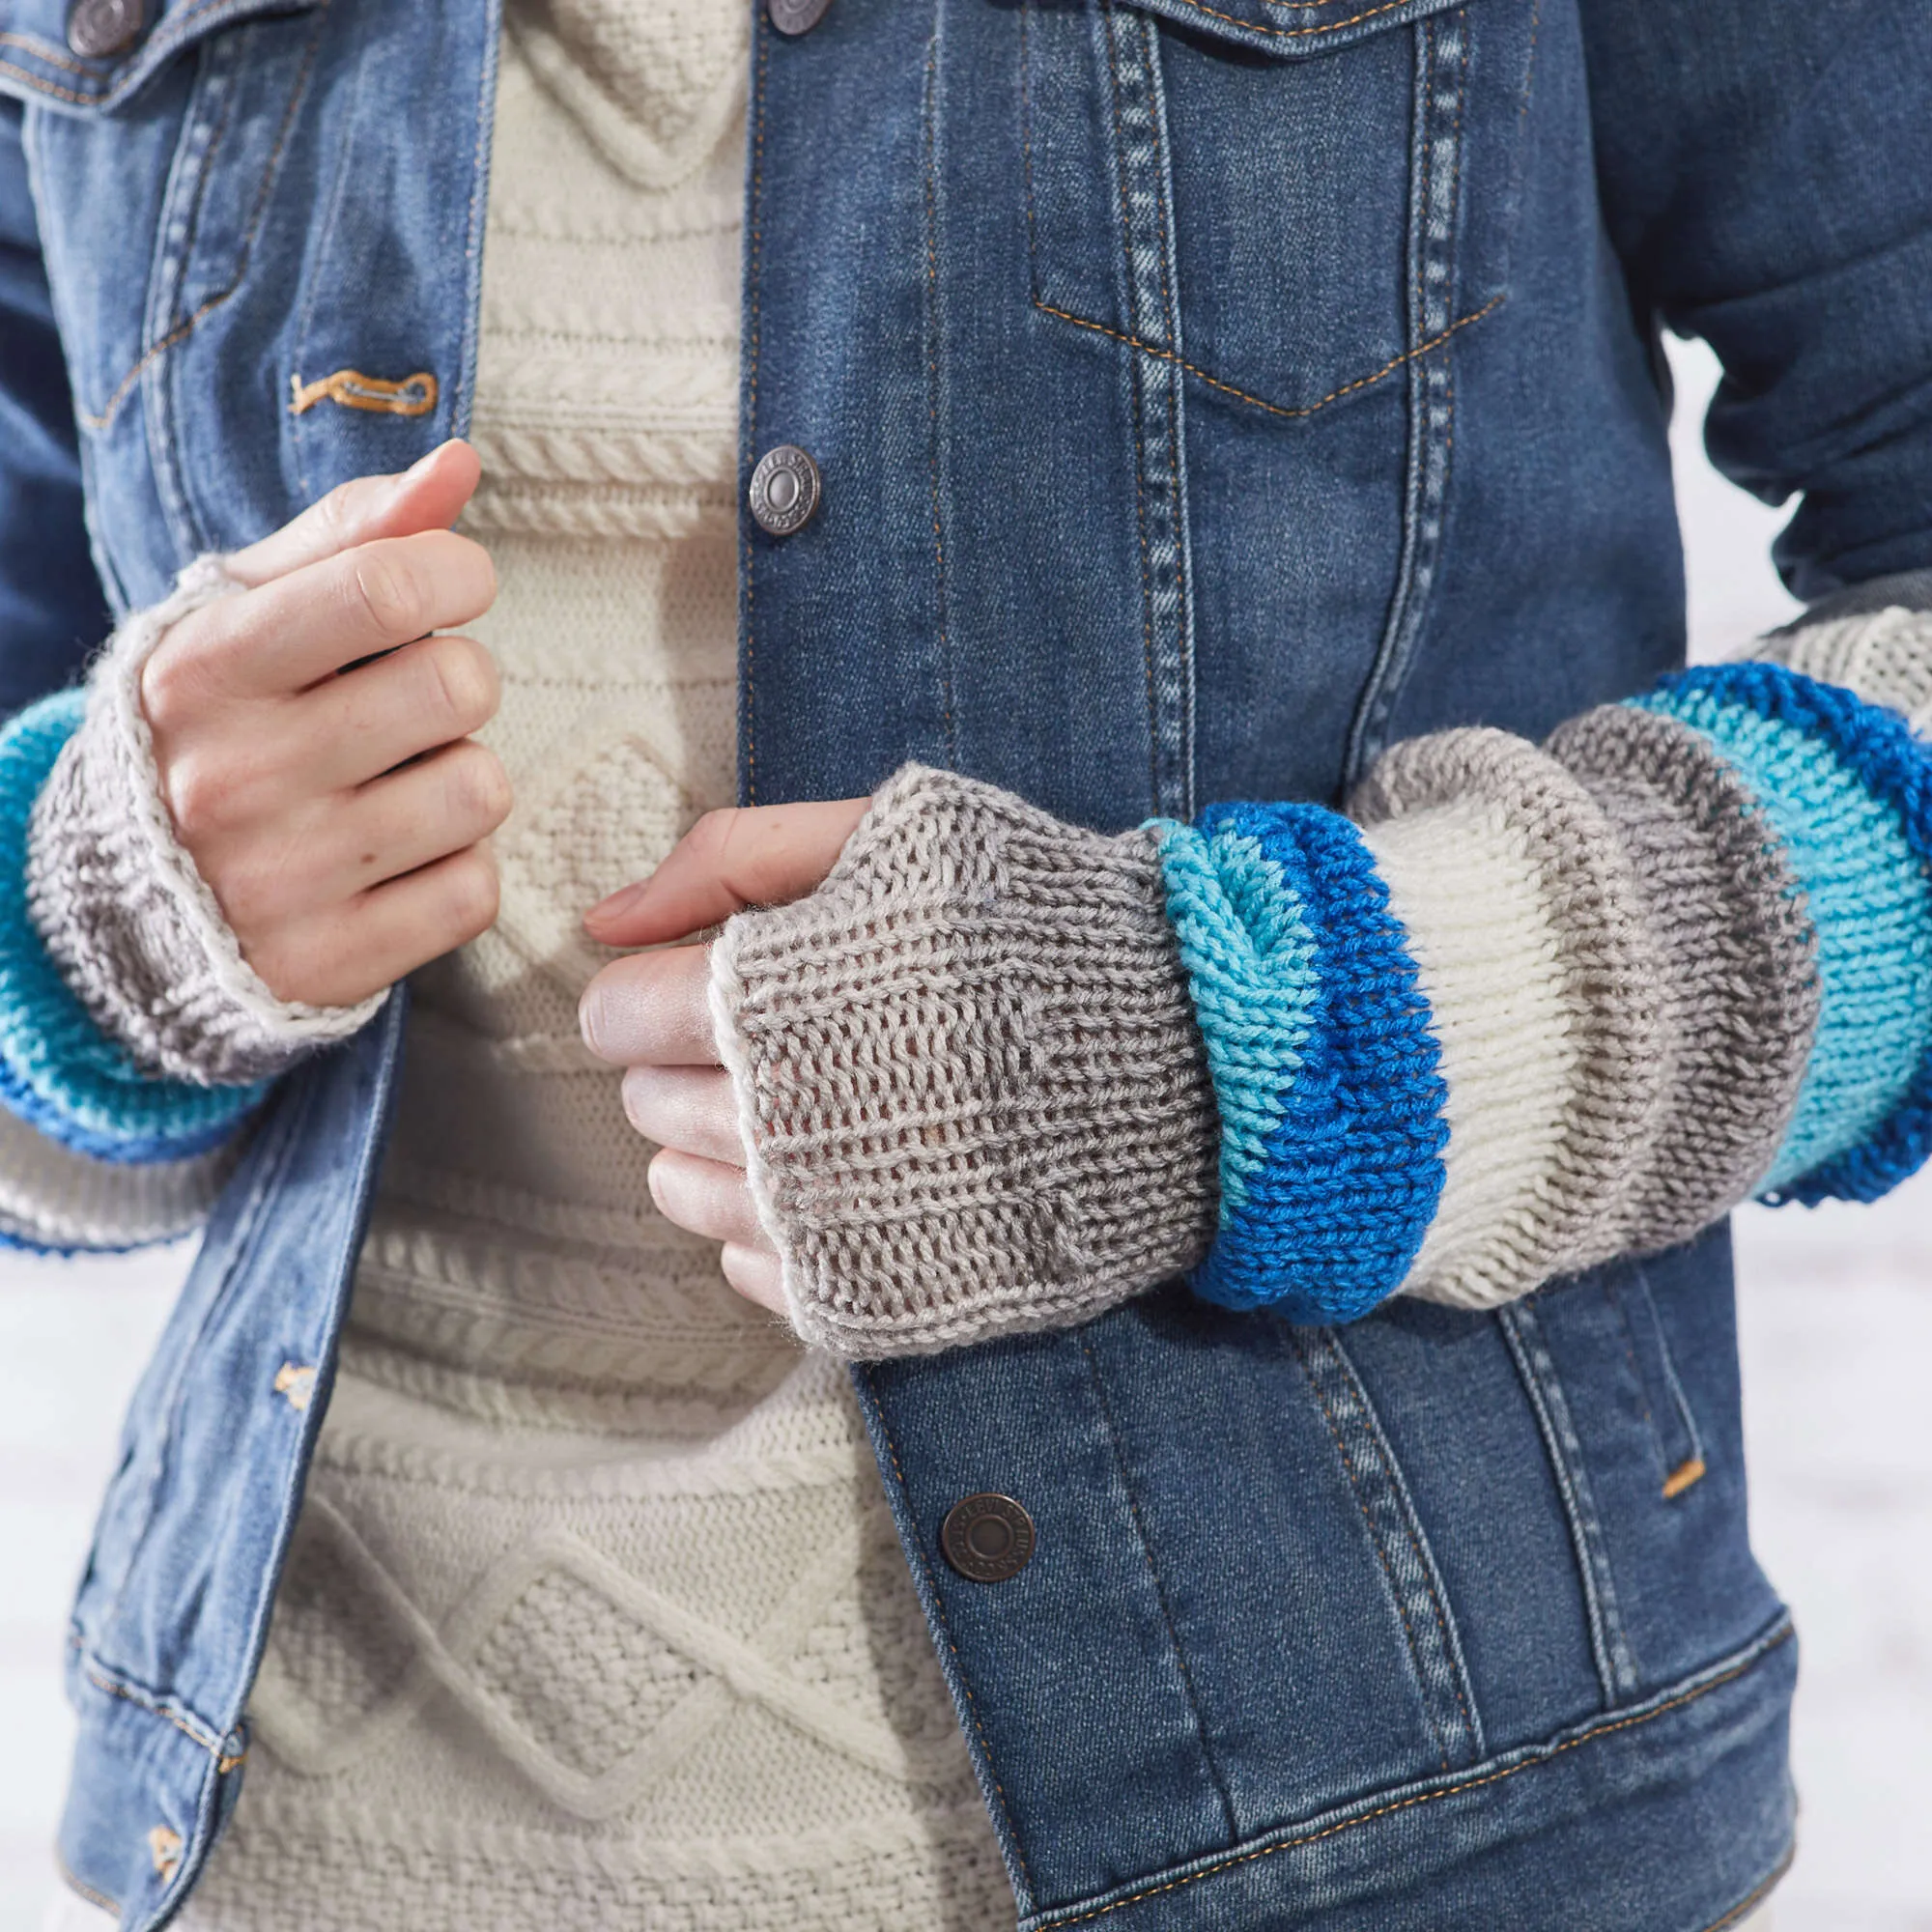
0 693 263 1159
1150 820 1320 1218
1634 687 1932 1194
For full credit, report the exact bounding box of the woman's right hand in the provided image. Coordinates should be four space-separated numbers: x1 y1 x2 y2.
138 440 510 1009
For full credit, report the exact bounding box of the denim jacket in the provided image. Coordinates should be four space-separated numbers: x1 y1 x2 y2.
2 0 1928 1924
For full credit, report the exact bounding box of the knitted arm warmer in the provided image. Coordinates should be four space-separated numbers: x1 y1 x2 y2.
0 558 378 1249
24 555 384 1086
714 597 1932 1357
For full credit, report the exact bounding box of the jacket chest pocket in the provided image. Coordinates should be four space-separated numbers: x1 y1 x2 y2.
1020 0 1537 424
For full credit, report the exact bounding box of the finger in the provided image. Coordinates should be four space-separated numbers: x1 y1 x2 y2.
283 632 500 789
721 1242 785 1316
164 529 497 702
223 440 483 587
245 842 499 1009
579 946 716 1066
620 1065 745 1165
648 1149 765 1247
215 742 512 929
582 796 869 947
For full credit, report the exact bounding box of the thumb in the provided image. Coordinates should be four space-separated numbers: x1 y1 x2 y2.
583 797 871 948
222 440 483 588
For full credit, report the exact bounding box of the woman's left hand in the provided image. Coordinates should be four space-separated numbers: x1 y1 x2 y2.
578 796 870 1318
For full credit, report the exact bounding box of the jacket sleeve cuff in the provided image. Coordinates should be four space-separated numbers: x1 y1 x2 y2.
24 554 384 1092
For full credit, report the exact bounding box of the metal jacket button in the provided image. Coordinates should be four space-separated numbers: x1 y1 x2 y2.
749 443 822 537
768 0 832 36
67 0 145 59
941 1493 1037 1582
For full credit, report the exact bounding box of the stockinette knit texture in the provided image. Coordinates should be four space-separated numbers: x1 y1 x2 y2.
1547 702 1819 1246
1760 602 1932 732
1164 800 1447 1322
712 762 1219 1356
24 554 384 1090
1638 663 1932 1204
713 652 1932 1340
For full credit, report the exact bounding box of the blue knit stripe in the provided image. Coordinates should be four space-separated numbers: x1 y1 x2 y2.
1156 803 1448 1322
1152 820 1321 1216
0 693 264 1161
1637 663 1932 1204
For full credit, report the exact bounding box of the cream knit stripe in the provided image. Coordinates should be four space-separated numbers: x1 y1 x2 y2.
1361 796 1578 1310
25 555 384 1086
0 1098 233 1250
712 763 1220 1357
1758 605 1932 733
1351 727 1670 1297
1548 703 1819 1242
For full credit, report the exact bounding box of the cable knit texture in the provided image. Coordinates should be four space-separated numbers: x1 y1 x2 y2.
178 8 1018 1927
712 763 1219 1356
24 554 384 1087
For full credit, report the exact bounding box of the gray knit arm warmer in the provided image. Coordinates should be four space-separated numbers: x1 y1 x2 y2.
710 766 1218 1355
714 597 1932 1360
23 556 385 1087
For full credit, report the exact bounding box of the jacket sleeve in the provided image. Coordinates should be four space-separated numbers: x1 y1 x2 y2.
1581 0 1932 600
0 99 108 717
708 602 1932 1359
0 103 243 1251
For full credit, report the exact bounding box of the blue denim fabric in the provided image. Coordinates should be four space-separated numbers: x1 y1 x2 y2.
2 0 1927 1922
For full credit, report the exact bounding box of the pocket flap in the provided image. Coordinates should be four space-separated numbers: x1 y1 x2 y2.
1119 0 1470 60
0 0 312 112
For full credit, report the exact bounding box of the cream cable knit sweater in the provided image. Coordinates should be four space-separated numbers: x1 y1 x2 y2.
166 6 1012 1926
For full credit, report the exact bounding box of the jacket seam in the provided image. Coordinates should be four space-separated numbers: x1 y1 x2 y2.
77 0 329 434
739 19 769 806
1033 293 1501 422
1702 1843 1794 1932
80 1658 226 1758
55 1858 122 1918
1076 1335 1240 1841
1031 1618 1795 1927
1165 0 1432 41
1290 1328 1478 1770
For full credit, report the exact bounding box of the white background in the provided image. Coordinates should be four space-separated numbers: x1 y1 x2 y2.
2 338 1927 1929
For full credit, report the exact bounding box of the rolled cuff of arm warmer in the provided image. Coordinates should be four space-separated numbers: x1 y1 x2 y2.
711 599 1932 1358
0 558 382 1250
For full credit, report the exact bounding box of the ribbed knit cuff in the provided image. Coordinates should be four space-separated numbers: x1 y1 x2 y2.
25 555 385 1089
709 763 1218 1358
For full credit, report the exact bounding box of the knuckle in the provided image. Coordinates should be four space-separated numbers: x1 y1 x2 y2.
442 846 500 942
448 742 512 829
350 545 425 641
689 808 738 866
163 749 241 840
139 627 218 733
423 634 499 734
314 477 367 548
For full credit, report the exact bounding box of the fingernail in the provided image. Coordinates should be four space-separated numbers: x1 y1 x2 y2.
577 989 606 1055
586 881 648 928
